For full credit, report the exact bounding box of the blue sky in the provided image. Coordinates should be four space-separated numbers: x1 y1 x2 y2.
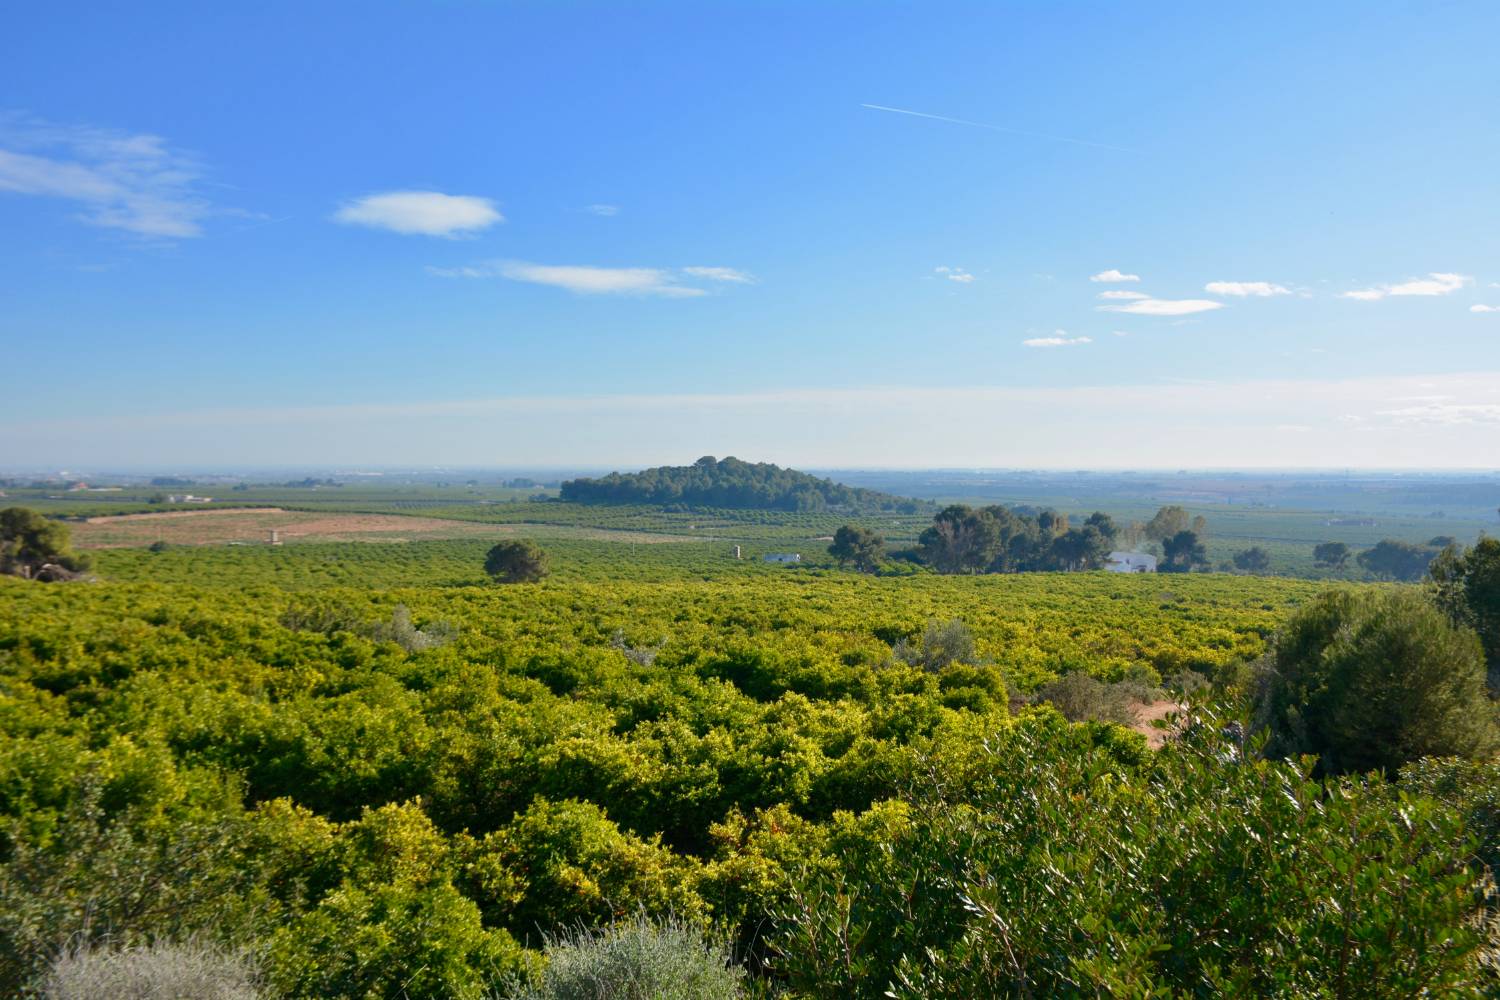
3 1 1498 469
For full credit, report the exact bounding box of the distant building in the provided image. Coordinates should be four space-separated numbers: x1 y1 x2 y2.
1105 551 1157 573
763 553 802 564
168 494 214 503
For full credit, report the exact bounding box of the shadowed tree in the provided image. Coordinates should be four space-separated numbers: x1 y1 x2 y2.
1431 536 1500 688
0 508 92 580
1256 588 1496 775
828 525 885 572
1313 541 1350 569
1160 530 1208 573
1357 539 1439 581
484 540 549 583
917 506 1000 574
1232 547 1271 574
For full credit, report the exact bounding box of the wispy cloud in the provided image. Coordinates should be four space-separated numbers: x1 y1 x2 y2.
935 266 975 283
681 266 756 284
333 191 503 237
1340 272 1471 301
11 372 1500 468
1023 331 1092 348
1204 280 1290 297
428 260 754 297
1471 304 1498 314
1097 289 1148 300
0 113 216 238
1098 297 1224 316
586 204 619 216
1090 269 1140 283
498 262 701 297
860 103 1134 153
1376 402 1500 425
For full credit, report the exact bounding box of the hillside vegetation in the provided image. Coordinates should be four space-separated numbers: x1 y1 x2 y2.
560 456 924 513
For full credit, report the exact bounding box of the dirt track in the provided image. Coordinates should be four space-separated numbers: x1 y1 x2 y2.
1131 700 1183 749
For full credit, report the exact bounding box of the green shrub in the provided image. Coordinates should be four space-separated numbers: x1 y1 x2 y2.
1255 588 1497 775
768 712 1497 998
501 913 743 1000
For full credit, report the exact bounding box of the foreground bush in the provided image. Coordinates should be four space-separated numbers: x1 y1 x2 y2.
1255 588 1496 774
42 940 258 1000
768 711 1499 998
502 914 744 1000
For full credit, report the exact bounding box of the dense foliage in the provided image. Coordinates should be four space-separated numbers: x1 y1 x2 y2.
485 540 550 583
1255 588 1497 774
3 535 1499 996
769 713 1496 998
1433 536 1500 683
559 457 921 513
827 525 884 572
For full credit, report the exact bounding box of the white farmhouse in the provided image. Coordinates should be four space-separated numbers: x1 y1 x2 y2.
763 553 802 564
1105 551 1157 573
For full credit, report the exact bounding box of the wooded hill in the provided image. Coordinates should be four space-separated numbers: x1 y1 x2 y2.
559 456 926 512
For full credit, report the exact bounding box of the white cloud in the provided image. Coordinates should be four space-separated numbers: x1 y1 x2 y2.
1471 304 1498 314
934 266 975 283
1097 297 1224 316
682 266 757 284
0 114 214 238
1023 331 1092 348
429 260 753 296
586 204 619 216
1111 330 1130 337
1340 272 1472 301
499 261 702 296
333 190 503 237
1204 280 1290 297
1090 269 1140 283
1097 289 1149 300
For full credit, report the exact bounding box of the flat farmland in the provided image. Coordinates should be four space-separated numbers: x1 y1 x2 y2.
71 507 698 548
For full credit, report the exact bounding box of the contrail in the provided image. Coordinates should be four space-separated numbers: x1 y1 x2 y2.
860 103 1136 153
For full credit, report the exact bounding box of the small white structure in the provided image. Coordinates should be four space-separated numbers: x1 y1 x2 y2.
167 494 213 503
1106 551 1157 573
763 552 802 564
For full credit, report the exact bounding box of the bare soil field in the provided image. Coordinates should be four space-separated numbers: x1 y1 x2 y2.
73 508 697 549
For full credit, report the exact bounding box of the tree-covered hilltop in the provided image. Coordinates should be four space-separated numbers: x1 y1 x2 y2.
560 456 926 512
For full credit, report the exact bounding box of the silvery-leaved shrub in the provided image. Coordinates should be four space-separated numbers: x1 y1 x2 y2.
43 940 259 1000
502 914 743 1000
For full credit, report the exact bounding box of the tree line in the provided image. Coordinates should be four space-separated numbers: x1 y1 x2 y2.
829 503 1213 575
560 456 925 513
